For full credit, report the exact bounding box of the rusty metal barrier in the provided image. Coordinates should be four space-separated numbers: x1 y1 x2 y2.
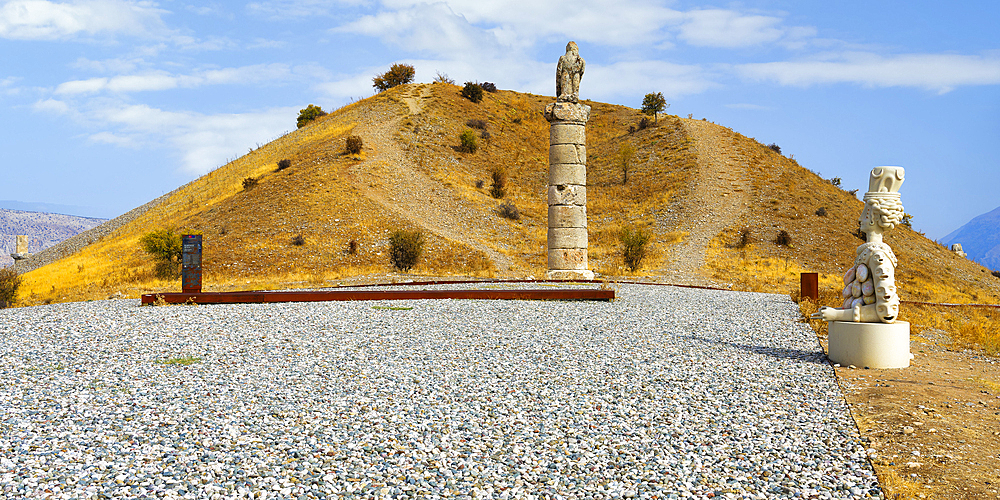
141 287 614 305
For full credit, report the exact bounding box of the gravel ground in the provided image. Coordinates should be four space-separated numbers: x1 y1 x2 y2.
0 284 880 499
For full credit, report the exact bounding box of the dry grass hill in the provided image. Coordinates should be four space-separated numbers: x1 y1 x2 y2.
9 81 1000 498
17 82 999 307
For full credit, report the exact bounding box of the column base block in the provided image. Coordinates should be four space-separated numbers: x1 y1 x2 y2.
546 269 595 280
828 321 911 369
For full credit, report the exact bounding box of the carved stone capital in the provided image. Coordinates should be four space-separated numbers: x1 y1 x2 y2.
545 102 590 123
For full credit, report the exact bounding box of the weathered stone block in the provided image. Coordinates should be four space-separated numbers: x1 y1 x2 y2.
545 102 591 123
548 227 588 248
546 269 595 280
549 144 586 165
548 248 588 270
549 164 586 185
547 184 586 206
548 205 587 228
549 123 586 146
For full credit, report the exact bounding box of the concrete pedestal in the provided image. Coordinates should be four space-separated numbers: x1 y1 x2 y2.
828 321 911 369
545 101 593 281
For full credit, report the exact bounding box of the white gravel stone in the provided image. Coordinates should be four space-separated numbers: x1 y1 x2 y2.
0 284 881 499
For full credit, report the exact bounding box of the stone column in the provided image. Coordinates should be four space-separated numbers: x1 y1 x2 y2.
544 102 594 280
10 235 29 272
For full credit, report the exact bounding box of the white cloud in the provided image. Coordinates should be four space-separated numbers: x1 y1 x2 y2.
54 64 295 95
88 130 136 147
736 52 1000 93
246 0 365 19
33 97 70 113
0 0 168 40
585 60 718 100
375 0 682 47
677 9 785 48
335 3 503 59
90 103 297 174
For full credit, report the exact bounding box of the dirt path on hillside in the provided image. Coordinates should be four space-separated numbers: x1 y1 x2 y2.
657 119 751 286
348 84 516 274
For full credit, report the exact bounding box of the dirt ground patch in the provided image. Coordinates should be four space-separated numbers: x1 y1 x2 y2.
816 332 1000 499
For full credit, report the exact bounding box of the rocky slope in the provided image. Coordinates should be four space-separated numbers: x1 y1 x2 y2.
0 208 106 268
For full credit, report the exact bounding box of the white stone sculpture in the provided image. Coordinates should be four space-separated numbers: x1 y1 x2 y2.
556 41 585 104
812 167 906 324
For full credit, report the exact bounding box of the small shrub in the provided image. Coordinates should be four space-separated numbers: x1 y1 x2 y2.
815 207 827 217
292 234 305 246
243 177 259 190
140 228 182 279
481 82 498 93
735 228 752 249
373 63 415 92
512 117 522 124
346 135 363 154
347 239 358 255
992 270 1000 279
458 129 478 153
461 82 483 103
277 159 291 171
297 104 326 128
620 225 651 272
847 188 859 197
466 118 487 129
767 143 782 154
433 71 454 84
901 213 913 227
628 125 636 134
497 201 520 220
489 167 506 199
475 179 484 189
480 130 491 142
0 267 23 308
829 177 842 188
774 230 792 247
389 229 424 271
617 142 635 185
637 117 650 130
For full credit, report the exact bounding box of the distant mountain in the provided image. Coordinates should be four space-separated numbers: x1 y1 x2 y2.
941 205 1000 271
0 209 107 268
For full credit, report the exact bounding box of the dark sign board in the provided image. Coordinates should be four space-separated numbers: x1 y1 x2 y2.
181 234 202 293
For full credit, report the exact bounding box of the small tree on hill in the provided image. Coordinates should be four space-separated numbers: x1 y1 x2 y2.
617 142 635 185
373 63 415 92
297 104 326 128
461 82 484 103
641 92 668 123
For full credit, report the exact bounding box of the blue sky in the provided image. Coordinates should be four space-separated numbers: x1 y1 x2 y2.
1 0 998 240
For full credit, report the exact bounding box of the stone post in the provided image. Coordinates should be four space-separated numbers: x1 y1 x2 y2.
10 235 29 272
544 102 594 280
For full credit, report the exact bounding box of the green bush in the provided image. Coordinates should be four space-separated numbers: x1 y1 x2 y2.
620 225 651 272
641 92 668 123
489 167 506 199
461 82 483 103
292 234 305 246
458 129 478 153
277 159 292 171
389 229 424 271
373 63 415 92
297 104 327 128
775 230 792 247
497 201 520 220
0 267 23 308
346 135 363 154
140 229 182 279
